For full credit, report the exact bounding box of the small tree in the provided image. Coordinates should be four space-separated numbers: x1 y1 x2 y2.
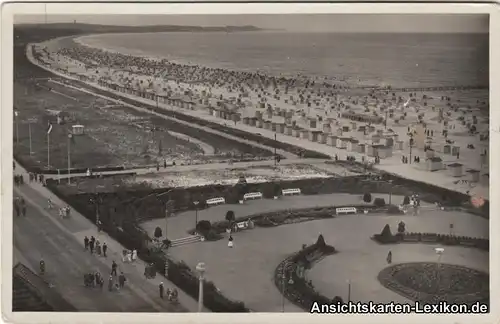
380 224 392 238
403 196 410 205
196 220 212 234
316 234 326 247
225 210 236 223
373 198 386 207
363 193 372 203
154 226 163 239
331 296 344 304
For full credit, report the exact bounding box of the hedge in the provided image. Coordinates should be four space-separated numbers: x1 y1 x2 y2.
273 235 336 310
372 224 489 251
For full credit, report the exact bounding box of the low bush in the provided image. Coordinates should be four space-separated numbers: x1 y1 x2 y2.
373 198 386 207
363 193 372 203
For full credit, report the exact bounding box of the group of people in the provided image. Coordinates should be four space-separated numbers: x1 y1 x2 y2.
14 196 27 217
28 172 45 184
121 249 138 263
84 235 108 257
158 282 178 302
14 174 25 186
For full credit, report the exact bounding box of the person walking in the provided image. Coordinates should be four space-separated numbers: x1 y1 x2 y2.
118 272 126 289
108 275 114 291
159 282 164 299
22 204 27 217
14 201 20 217
131 249 137 262
95 241 101 255
89 239 95 255
84 236 89 250
386 250 392 264
111 261 118 276
102 243 108 257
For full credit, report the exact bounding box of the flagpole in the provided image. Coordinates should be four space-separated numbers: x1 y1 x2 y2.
47 132 50 169
67 133 72 184
29 122 32 155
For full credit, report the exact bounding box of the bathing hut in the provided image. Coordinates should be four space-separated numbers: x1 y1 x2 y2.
348 139 360 152
309 131 322 142
300 130 310 139
308 118 317 129
264 121 272 130
395 140 404 151
285 125 293 136
271 123 277 132
256 120 264 128
443 144 451 155
336 137 349 149
318 132 328 144
447 163 463 177
327 135 338 146
249 117 257 127
425 148 435 159
255 111 263 119
468 169 480 182
277 123 286 134
451 146 460 157
358 143 366 154
292 128 301 138
426 157 443 171
72 125 85 136
242 117 250 125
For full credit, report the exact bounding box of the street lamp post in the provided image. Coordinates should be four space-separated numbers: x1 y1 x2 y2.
347 279 351 302
274 133 277 166
196 262 206 312
67 133 72 184
435 248 444 295
388 180 393 205
193 201 199 231
28 121 33 155
408 133 414 164
14 110 19 145
281 266 294 312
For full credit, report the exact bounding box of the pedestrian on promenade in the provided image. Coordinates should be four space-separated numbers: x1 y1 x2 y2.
102 243 108 257
22 204 27 217
386 250 392 264
159 282 164 299
163 160 167 168
95 240 102 255
118 272 126 288
108 275 114 291
89 239 95 254
132 249 137 262
84 236 89 250
14 201 20 217
111 261 118 276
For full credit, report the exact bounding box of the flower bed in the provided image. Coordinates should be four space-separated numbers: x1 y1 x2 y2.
371 225 489 251
378 262 489 306
191 204 400 235
273 235 336 311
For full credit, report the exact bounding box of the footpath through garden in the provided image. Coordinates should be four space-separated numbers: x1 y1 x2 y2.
13 162 207 312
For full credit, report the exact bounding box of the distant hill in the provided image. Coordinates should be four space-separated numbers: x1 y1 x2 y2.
13 23 263 43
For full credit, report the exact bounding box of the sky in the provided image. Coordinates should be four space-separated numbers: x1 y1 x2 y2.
15 14 489 33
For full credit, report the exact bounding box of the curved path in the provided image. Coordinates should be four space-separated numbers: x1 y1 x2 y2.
140 195 488 312
168 131 215 155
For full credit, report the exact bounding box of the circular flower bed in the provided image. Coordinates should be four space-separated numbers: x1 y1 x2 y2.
378 262 489 305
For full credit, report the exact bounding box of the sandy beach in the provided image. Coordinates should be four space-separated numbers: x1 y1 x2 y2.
30 34 489 198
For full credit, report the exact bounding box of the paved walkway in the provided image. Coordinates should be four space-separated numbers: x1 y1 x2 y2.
163 197 488 311
13 163 207 312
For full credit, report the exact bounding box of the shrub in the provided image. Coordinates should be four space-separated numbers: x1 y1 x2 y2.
225 210 235 223
316 234 326 247
403 196 410 205
387 205 402 215
381 224 392 237
196 220 212 234
154 226 163 239
373 198 386 207
363 193 372 203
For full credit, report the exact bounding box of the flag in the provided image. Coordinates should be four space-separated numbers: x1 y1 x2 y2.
47 123 53 134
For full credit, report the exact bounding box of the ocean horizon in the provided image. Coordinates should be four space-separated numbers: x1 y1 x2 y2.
75 31 489 89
